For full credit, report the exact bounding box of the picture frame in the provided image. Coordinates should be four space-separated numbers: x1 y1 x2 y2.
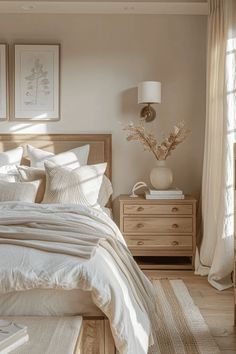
0 44 8 120
14 44 60 121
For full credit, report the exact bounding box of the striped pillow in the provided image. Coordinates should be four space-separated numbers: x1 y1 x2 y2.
42 161 107 207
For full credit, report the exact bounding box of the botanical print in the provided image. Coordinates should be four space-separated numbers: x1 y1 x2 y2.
24 57 51 107
20 51 54 111
14 44 59 120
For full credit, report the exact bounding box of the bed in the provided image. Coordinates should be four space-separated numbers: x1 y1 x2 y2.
0 134 111 318
0 134 158 354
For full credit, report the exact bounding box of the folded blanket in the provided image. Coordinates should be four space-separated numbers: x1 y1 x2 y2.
0 202 159 354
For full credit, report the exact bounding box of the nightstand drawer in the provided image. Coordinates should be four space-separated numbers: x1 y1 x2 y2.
125 235 192 250
123 204 192 215
119 194 197 269
123 217 192 233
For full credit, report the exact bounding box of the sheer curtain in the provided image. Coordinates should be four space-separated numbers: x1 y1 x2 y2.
195 0 236 290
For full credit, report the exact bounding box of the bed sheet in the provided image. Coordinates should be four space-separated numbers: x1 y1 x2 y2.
0 288 102 316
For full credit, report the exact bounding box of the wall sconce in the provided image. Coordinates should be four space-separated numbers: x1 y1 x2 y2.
138 81 161 122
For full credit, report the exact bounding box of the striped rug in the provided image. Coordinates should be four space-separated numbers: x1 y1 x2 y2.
151 279 221 354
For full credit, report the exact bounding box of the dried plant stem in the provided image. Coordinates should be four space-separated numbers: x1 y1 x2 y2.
135 129 159 160
124 121 190 161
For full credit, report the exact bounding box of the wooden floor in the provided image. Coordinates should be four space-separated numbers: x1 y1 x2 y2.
81 270 236 354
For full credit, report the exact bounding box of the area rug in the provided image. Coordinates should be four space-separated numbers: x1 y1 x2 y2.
152 279 221 354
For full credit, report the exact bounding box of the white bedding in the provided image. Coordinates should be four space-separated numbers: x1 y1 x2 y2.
0 289 102 316
101 206 113 218
0 202 158 354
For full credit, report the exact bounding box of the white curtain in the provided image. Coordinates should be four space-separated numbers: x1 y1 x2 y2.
195 0 236 290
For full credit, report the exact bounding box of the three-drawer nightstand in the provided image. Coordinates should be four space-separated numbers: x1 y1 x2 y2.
119 194 197 270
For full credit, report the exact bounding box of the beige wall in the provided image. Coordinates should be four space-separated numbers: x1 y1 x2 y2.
0 14 206 199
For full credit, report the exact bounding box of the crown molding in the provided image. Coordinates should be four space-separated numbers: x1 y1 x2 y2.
0 2 208 15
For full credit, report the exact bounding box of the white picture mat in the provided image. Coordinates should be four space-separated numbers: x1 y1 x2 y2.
14 44 59 120
0 44 7 120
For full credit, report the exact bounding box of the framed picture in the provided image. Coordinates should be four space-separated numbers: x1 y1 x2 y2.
14 44 60 121
0 44 8 120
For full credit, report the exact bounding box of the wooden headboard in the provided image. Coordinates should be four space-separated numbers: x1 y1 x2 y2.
0 134 112 181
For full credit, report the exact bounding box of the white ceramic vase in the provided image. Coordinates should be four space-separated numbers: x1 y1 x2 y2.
150 160 173 190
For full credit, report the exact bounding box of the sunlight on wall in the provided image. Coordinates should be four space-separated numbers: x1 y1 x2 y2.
7 123 49 134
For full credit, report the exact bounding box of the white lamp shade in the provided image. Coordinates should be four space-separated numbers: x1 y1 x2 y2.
138 81 161 104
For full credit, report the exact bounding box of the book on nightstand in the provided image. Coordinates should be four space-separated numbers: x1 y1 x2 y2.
0 320 29 354
145 188 184 199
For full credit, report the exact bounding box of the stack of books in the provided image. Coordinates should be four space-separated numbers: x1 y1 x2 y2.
0 320 28 353
145 187 184 200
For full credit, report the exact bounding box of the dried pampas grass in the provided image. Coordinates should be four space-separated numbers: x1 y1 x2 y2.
124 121 190 160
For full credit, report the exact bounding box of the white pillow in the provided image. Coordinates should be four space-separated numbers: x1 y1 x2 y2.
17 165 112 206
0 174 17 182
27 144 90 169
17 166 46 203
0 180 40 202
42 161 107 207
0 147 23 166
0 165 20 182
98 175 113 206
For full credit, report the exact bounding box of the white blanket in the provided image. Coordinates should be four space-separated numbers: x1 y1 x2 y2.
0 202 159 354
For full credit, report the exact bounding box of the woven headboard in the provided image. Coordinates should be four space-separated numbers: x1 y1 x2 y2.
0 133 112 181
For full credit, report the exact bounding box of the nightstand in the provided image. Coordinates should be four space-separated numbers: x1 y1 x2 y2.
119 194 197 270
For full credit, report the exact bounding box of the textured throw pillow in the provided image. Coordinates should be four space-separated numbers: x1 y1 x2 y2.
98 175 113 207
0 147 23 166
43 161 107 207
17 166 46 203
18 165 112 206
27 144 90 169
0 180 40 202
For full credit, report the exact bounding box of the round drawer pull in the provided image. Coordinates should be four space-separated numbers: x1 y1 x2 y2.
137 241 144 246
172 207 178 212
171 241 179 246
137 207 144 212
172 223 179 229
137 223 144 229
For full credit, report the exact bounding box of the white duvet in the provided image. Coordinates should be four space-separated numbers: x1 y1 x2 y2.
0 202 159 354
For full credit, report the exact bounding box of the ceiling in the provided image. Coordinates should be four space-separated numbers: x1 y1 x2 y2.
0 1 208 15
